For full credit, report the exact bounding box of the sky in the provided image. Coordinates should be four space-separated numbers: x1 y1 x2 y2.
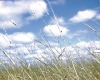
0 0 100 63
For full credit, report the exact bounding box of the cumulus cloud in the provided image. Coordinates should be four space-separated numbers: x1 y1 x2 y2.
43 24 69 36
75 41 100 53
43 17 69 37
9 32 35 43
25 50 46 58
0 0 48 29
25 40 100 61
0 20 17 29
69 10 97 23
0 32 35 48
1 37 100 62
0 33 10 48
76 41 89 48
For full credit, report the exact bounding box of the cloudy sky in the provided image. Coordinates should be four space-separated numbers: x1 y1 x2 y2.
0 0 100 62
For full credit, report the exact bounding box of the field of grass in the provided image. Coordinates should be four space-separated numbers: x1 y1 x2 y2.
0 37 100 80
0 0 100 80
0 56 100 80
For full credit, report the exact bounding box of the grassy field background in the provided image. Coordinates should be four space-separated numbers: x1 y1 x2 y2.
0 0 100 80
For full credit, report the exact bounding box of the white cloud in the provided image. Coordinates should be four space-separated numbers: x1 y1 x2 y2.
96 14 100 19
66 30 88 39
76 41 89 48
9 32 35 43
0 38 100 62
28 0 48 19
43 16 69 37
25 49 48 61
65 40 100 57
0 33 10 48
48 41 59 47
93 50 100 53
69 10 97 23
50 0 65 4
75 41 100 52
43 24 69 36
0 0 48 29
49 17 66 25
0 32 35 48
0 21 16 29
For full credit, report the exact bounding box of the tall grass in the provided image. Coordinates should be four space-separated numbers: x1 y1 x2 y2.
0 0 100 80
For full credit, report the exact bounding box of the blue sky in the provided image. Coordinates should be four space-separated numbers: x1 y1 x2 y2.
0 0 100 62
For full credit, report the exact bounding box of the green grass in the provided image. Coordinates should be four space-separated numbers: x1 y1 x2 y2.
0 54 100 80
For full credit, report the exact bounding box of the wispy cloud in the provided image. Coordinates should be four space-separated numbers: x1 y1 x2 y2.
0 0 48 29
66 30 88 39
69 10 97 23
50 0 65 4
49 17 66 25
96 14 100 19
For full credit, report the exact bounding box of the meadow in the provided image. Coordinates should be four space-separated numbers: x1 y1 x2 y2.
0 0 100 80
